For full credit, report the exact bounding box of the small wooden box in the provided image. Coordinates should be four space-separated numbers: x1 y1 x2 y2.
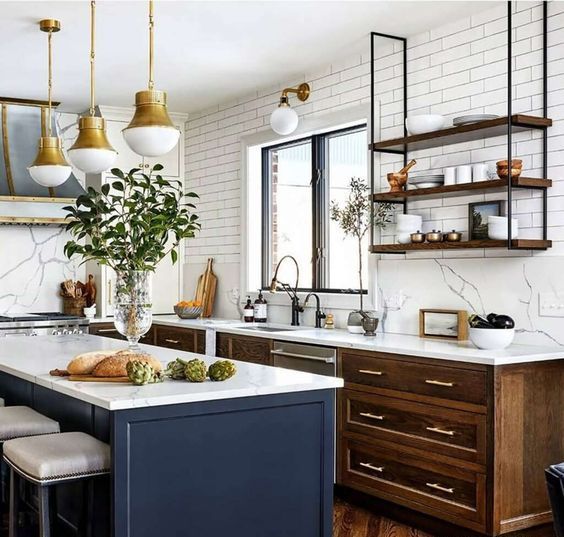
62 297 86 317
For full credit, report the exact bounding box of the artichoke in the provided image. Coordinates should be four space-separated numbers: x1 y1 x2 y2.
184 358 207 382
165 359 187 380
127 360 163 386
208 360 236 382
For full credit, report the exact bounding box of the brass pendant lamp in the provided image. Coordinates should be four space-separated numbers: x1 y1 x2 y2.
122 0 179 158
28 19 72 187
69 1 117 174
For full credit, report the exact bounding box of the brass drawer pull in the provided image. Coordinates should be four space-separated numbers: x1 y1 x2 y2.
359 369 383 376
426 426 455 437
359 412 384 421
97 328 117 333
426 482 454 494
425 379 455 387
359 462 384 473
165 338 180 344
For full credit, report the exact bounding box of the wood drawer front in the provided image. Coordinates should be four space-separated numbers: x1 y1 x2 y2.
341 438 486 530
341 390 486 466
229 335 272 365
341 352 487 406
156 326 196 352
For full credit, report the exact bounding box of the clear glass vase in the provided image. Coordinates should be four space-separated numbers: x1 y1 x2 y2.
113 271 153 351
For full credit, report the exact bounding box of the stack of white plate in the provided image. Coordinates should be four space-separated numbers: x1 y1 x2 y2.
409 174 444 189
453 114 499 126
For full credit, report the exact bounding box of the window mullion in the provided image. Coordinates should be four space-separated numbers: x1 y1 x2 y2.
312 134 327 289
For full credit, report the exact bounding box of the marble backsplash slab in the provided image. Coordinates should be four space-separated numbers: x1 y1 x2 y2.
377 257 564 348
0 226 83 313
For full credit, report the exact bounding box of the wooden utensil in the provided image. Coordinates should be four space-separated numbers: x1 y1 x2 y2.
195 258 217 318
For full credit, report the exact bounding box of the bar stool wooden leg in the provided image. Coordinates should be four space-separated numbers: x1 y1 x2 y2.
8 468 18 537
38 485 51 537
79 478 95 537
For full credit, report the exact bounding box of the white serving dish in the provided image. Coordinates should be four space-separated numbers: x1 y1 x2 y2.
405 115 445 135
453 114 499 126
469 327 515 350
413 181 444 189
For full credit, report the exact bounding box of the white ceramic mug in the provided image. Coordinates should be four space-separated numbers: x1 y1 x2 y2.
444 167 456 186
472 163 489 182
456 165 472 184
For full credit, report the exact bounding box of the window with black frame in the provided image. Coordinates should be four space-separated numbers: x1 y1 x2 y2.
261 125 368 293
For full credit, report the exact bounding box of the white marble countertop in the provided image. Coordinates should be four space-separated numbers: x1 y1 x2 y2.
0 335 342 411
91 315 564 366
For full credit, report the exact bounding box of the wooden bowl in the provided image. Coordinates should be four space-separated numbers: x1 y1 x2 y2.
496 159 522 169
496 167 522 179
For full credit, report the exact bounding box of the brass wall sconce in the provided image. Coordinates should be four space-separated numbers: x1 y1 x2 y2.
270 83 311 135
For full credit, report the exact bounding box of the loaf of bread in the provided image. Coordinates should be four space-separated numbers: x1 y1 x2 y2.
67 351 115 375
92 351 162 377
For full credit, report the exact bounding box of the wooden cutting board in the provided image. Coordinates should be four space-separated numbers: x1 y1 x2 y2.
195 258 217 318
68 375 130 383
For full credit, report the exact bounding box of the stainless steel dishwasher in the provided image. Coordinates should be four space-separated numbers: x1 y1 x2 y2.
271 341 336 376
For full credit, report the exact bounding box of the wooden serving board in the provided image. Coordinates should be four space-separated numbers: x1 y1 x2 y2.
67 375 130 383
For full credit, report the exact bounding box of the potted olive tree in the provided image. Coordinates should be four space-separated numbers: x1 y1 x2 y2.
64 164 200 349
330 177 391 334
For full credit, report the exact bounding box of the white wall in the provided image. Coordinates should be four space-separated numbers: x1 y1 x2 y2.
183 1 564 347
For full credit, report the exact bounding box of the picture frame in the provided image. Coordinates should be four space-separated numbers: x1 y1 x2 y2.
468 201 502 240
419 309 468 341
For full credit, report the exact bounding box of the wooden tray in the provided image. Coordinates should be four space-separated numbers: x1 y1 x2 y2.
67 375 130 383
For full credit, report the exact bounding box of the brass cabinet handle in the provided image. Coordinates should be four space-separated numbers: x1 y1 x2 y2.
359 412 384 421
359 369 383 376
107 280 112 306
426 426 455 437
425 379 455 387
165 339 180 344
97 328 117 334
426 482 454 494
359 462 384 473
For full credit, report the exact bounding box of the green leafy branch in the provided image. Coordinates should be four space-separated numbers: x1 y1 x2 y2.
63 164 200 273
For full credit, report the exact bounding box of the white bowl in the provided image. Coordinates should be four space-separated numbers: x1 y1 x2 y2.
488 218 518 240
405 114 446 135
469 327 515 350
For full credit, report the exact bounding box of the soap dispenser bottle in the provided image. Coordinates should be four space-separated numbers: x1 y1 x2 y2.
254 290 268 323
243 296 254 323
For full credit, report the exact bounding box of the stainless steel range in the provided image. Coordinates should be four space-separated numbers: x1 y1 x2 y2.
0 312 89 337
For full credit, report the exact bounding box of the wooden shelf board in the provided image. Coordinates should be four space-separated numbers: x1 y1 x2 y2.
372 177 552 203
370 239 552 253
371 115 552 153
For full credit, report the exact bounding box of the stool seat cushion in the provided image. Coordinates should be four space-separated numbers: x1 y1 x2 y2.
0 406 59 441
3 432 110 484
0 397 4 406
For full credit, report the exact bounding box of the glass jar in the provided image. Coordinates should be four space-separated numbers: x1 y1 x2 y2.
113 271 153 350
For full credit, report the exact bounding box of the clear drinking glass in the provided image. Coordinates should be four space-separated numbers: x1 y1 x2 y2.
113 271 153 351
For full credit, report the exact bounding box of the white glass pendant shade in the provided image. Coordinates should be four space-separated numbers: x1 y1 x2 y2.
123 90 179 157
69 117 117 173
68 147 117 174
29 164 72 187
270 104 299 135
28 136 72 187
123 125 179 157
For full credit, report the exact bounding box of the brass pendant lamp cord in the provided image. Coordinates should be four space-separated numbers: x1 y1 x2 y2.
47 27 53 136
90 1 96 116
148 0 154 90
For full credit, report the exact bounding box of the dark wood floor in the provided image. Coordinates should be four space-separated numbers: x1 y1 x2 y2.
334 498 434 537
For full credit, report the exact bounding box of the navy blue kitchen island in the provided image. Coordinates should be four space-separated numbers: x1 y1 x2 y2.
0 335 342 537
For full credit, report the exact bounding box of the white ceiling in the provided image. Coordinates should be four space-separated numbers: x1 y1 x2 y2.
0 1 498 114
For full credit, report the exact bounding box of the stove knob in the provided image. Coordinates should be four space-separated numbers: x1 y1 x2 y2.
73 328 83 335
62 329 70 335
52 329 60 336
30 331 38 336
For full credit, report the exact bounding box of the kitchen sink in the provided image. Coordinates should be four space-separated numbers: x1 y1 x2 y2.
237 326 297 332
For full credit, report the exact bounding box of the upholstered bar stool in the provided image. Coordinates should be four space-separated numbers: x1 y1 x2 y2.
0 407 59 443
3 432 110 537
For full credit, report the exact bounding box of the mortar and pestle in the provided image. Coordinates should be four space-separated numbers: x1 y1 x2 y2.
359 310 379 337
387 159 417 192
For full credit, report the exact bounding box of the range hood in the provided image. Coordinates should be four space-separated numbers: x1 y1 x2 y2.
0 98 85 225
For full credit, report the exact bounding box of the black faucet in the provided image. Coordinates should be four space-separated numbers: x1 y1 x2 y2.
269 255 303 326
304 292 326 328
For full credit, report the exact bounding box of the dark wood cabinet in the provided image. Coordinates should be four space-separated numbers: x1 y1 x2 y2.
215 332 272 365
337 348 564 536
155 325 205 354
89 322 156 346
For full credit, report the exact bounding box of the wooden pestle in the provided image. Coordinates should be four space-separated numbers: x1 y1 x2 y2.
398 159 417 175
